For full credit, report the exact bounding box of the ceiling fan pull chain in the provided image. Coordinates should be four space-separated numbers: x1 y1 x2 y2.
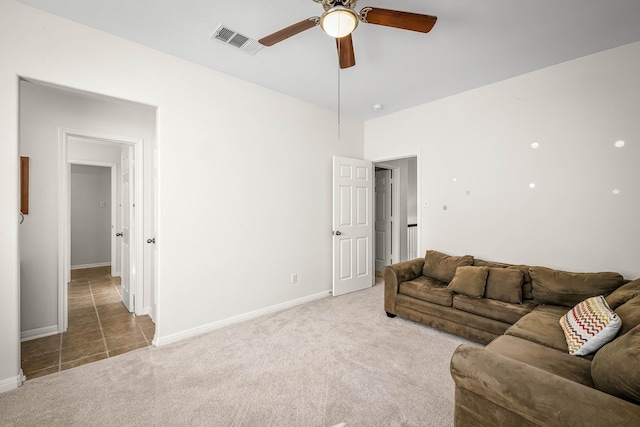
337 40 341 139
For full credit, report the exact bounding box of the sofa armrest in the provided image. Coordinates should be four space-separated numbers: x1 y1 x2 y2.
382 258 424 315
450 344 640 426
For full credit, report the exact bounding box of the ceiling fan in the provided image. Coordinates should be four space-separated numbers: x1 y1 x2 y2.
259 0 438 69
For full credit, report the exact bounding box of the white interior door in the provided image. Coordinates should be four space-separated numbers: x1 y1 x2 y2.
120 146 134 312
332 156 374 296
375 169 393 271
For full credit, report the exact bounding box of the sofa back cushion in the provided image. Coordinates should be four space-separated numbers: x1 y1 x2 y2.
606 278 640 310
422 250 474 283
606 279 640 337
591 324 640 404
474 259 533 300
529 267 624 307
614 295 640 337
447 266 488 298
485 268 524 304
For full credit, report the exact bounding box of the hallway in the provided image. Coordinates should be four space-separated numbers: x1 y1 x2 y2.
21 266 155 380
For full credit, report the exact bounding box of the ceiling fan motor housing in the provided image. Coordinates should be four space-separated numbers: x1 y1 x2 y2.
314 0 358 12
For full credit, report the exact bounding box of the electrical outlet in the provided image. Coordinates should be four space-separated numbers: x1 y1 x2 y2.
291 274 298 284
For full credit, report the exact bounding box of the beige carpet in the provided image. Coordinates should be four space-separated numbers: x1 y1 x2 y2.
0 284 473 426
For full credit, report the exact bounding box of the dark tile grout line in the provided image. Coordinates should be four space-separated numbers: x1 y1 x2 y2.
137 317 152 346
89 279 110 358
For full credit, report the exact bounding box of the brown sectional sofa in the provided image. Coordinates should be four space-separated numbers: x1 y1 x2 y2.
382 250 640 426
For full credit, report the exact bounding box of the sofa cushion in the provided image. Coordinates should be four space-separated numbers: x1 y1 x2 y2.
559 296 621 356
453 295 536 325
485 268 524 304
398 276 453 307
487 335 594 388
529 266 624 307
422 250 474 283
396 294 511 337
606 278 640 310
592 324 640 404
474 259 533 300
447 266 488 298
614 295 640 336
505 305 570 352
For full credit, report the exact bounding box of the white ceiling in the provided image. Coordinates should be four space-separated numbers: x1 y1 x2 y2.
16 0 640 120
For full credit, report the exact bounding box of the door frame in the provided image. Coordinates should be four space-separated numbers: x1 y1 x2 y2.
373 154 421 266
58 128 145 331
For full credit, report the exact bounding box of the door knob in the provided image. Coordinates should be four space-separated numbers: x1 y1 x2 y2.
333 231 342 236
147 238 156 244
116 232 123 237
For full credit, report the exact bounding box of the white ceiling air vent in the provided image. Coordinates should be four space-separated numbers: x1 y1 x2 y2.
211 24 263 55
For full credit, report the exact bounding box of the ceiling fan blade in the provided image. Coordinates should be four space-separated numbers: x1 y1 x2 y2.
259 17 320 46
336 34 356 69
359 7 437 33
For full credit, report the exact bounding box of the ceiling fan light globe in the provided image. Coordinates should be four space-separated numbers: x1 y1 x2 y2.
321 6 358 38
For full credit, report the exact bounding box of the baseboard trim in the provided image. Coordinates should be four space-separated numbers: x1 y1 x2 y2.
71 262 110 270
21 325 59 342
154 290 331 347
0 370 24 393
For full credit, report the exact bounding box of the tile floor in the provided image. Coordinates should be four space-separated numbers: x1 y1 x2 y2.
21 266 155 380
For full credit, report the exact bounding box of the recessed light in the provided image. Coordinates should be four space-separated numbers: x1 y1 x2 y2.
615 140 625 148
452 177 457 183
531 142 540 149
372 103 383 111
529 183 536 189
613 189 620 195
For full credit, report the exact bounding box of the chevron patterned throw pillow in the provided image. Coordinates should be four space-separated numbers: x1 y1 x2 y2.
559 295 622 356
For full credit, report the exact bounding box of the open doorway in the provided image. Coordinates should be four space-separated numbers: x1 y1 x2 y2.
374 157 419 274
63 134 141 325
69 164 114 274
18 79 157 379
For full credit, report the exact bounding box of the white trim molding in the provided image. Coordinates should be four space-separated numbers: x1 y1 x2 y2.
153 290 331 347
71 262 111 270
0 371 24 393
21 325 59 342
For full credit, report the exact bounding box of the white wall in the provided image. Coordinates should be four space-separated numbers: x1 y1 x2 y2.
365 41 640 279
0 0 363 390
18 80 156 335
70 165 111 267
